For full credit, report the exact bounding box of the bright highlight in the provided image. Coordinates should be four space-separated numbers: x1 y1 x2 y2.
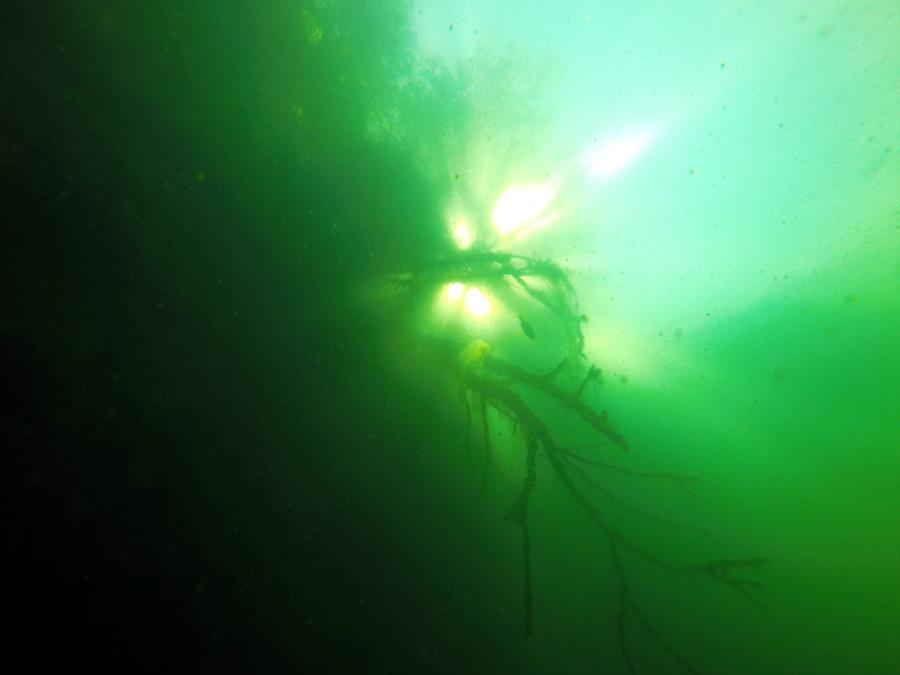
491 183 557 234
463 287 492 317
445 282 465 301
585 130 654 178
452 222 473 249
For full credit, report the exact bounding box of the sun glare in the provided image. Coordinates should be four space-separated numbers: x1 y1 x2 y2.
452 222 473 249
584 129 654 178
445 282 465 301
464 287 492 317
491 182 557 235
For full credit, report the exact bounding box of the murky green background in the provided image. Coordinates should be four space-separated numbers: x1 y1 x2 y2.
3 2 898 673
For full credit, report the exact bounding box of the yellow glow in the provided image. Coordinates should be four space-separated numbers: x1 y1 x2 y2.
445 282 465 301
585 129 654 178
459 339 491 369
452 222 473 249
464 287 492 317
491 183 558 234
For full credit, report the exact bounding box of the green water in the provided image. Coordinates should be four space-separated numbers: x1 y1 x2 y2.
3 2 898 673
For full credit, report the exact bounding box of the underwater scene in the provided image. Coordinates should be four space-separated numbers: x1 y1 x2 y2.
3 1 898 673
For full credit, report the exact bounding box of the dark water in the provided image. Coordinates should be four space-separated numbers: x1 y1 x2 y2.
4 2 898 674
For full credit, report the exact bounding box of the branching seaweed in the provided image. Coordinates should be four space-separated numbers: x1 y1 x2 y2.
393 250 767 673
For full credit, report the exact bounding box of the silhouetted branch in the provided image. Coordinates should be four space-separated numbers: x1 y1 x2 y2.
556 447 699 497
503 432 538 638
403 251 587 358
405 243 767 674
483 353 629 452
556 451 715 540
576 364 603 398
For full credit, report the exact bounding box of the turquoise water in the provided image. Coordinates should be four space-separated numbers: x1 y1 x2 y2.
3 2 898 673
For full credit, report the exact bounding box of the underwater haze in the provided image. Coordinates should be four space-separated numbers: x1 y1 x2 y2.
3 1 898 674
